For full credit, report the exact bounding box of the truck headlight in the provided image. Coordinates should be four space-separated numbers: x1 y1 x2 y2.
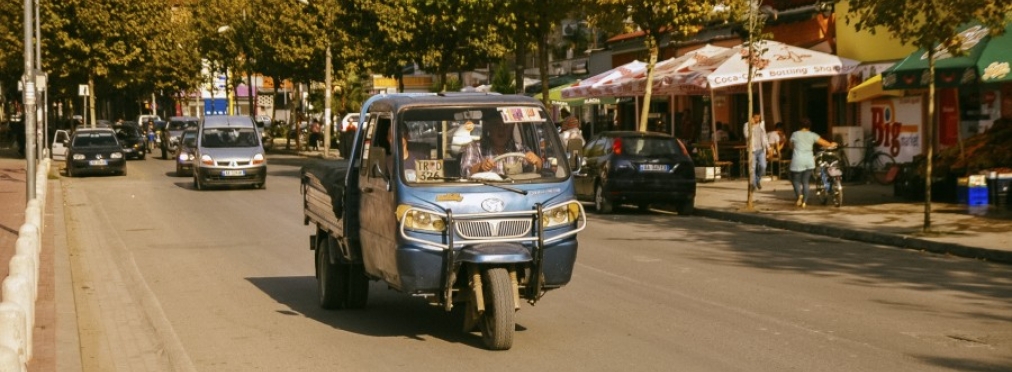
397 205 446 232
542 201 582 228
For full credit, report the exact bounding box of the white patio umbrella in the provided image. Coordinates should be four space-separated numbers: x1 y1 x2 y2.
561 60 646 99
704 40 860 89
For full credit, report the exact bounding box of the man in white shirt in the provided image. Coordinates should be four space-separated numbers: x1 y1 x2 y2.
742 113 770 190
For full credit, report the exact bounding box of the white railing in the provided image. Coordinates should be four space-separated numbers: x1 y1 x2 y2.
0 158 51 371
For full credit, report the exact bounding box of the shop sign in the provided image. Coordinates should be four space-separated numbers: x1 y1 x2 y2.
862 96 922 163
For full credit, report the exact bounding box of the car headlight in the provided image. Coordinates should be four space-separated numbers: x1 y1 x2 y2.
178 152 192 161
542 201 582 228
397 205 446 232
200 154 214 166
72 153 85 160
251 153 265 165
110 152 123 159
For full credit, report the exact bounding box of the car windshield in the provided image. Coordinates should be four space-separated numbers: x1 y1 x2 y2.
115 126 141 138
620 137 684 157
201 128 259 148
388 106 567 185
181 131 197 147
73 132 118 147
167 120 198 131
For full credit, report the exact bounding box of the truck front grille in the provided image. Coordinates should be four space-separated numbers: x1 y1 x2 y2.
456 219 532 239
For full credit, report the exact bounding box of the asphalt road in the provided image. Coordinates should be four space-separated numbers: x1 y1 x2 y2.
58 154 1012 372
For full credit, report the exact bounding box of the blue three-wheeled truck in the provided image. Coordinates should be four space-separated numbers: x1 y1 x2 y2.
301 93 587 350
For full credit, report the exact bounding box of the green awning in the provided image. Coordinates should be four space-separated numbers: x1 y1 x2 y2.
883 21 1012 89
534 82 617 107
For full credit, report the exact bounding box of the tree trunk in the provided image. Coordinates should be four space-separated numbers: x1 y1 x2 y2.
638 36 658 132
924 51 936 232
538 33 550 110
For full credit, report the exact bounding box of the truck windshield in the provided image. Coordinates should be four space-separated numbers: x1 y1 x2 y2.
393 106 569 184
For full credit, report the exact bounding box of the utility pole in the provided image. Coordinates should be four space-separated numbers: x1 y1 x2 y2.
324 42 332 158
23 0 37 201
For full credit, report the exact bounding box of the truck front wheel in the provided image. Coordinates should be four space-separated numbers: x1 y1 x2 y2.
479 267 515 350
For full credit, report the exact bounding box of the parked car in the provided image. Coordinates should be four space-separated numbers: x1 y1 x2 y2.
192 115 266 190
113 122 147 160
161 116 199 159
173 129 198 176
573 131 696 214
65 128 127 177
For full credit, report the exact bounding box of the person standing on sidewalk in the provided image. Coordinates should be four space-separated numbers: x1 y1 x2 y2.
788 118 836 208
742 113 770 190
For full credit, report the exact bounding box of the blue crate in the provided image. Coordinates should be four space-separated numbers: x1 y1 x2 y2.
958 186 989 205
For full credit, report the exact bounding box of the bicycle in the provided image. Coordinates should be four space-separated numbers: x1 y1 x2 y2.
813 147 844 207
839 141 897 185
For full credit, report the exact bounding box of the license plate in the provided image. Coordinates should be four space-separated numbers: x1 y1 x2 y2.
88 160 107 166
221 170 245 176
639 164 668 172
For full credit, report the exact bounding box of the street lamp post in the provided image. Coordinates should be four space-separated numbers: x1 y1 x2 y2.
298 0 332 158
22 0 37 201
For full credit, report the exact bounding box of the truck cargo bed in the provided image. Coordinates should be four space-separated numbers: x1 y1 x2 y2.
301 160 350 237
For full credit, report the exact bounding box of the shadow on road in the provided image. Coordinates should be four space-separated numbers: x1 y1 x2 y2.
247 276 509 349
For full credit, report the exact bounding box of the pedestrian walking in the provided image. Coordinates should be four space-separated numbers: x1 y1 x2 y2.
146 121 156 153
788 118 836 208
742 113 770 190
309 119 322 150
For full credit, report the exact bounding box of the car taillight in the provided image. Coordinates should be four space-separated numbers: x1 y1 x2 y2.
612 137 622 155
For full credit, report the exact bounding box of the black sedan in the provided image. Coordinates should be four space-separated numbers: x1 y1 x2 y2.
574 131 695 214
65 128 127 177
113 122 147 160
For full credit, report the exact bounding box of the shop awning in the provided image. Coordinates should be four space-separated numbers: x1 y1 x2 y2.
847 75 904 103
883 21 1012 89
536 82 617 106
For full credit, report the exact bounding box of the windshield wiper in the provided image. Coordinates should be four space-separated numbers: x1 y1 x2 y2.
429 176 528 195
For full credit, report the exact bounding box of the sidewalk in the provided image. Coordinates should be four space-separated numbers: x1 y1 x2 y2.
689 177 1012 264
0 147 76 372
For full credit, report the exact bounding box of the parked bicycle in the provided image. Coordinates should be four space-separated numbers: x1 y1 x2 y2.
839 141 898 185
813 147 844 207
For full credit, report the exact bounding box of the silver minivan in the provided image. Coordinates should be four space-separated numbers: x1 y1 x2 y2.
193 115 267 190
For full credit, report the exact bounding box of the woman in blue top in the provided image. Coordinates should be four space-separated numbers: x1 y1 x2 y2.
788 118 836 208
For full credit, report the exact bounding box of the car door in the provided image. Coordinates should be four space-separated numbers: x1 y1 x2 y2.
51 130 70 160
356 112 400 287
574 136 606 197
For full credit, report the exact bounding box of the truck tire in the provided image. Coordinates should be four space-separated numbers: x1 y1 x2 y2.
317 236 347 310
479 267 515 350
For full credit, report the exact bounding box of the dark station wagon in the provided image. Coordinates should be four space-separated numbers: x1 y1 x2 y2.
574 131 695 214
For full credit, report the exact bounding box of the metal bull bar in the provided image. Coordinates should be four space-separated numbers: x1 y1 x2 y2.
397 202 588 309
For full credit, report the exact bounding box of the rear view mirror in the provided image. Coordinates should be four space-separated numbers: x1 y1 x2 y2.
453 110 482 121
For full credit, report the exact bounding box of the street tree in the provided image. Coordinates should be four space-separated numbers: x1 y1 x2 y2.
352 0 416 93
45 0 168 125
498 0 581 107
715 0 776 211
412 0 505 92
844 0 1012 232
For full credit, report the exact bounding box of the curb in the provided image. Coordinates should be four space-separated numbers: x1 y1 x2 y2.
695 207 1012 265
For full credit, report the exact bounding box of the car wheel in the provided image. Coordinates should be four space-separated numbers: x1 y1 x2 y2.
595 184 613 214
675 199 695 216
